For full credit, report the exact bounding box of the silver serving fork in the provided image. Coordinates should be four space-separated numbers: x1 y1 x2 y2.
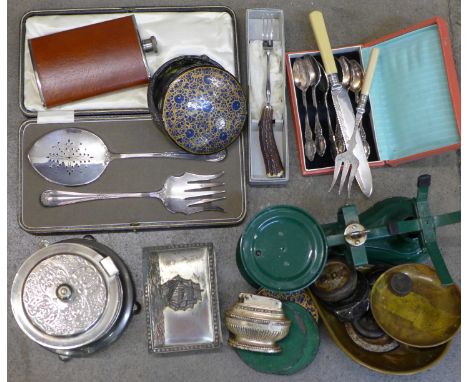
40 172 226 214
329 47 380 197
329 125 360 197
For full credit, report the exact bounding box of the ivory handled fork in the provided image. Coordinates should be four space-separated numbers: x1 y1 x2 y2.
329 48 380 197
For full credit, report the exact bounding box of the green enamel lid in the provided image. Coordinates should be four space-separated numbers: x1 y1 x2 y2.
238 205 327 292
236 302 320 375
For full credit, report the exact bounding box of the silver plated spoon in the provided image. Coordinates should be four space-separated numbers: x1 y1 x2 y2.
338 56 352 87
349 59 363 103
305 55 326 157
333 57 351 155
316 61 337 159
28 128 227 186
292 58 316 161
349 59 371 158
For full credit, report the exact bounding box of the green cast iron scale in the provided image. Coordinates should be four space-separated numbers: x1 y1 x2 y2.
237 175 460 291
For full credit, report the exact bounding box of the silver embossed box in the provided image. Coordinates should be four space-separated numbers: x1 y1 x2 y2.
143 243 222 353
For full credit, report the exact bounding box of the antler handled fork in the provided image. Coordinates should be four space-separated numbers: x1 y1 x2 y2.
329 48 380 197
258 16 284 177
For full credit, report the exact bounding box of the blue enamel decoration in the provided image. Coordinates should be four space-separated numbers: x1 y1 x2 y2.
162 66 247 154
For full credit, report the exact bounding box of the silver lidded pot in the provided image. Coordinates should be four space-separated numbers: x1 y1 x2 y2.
10 236 139 361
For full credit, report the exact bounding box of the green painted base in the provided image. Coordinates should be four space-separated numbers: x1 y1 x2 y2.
235 302 320 375
323 197 428 265
237 205 327 292
235 238 260 288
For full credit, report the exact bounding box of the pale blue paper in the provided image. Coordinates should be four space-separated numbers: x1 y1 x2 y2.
362 25 459 160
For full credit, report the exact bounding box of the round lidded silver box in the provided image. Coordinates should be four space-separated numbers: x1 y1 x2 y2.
11 239 135 359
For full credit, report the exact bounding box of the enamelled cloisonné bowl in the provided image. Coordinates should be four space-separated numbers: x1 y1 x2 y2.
148 55 247 154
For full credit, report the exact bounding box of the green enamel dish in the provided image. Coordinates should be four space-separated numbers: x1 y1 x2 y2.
238 205 327 292
236 302 320 375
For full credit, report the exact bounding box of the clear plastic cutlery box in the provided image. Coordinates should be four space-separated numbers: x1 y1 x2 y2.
246 9 289 185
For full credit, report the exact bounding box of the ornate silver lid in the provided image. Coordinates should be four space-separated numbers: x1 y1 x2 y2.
11 243 123 350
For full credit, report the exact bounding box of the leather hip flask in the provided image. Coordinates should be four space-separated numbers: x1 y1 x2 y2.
28 15 157 107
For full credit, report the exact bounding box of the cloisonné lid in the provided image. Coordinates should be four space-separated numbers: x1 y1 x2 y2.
256 288 319 323
11 242 123 350
238 205 327 292
161 65 247 154
236 302 320 375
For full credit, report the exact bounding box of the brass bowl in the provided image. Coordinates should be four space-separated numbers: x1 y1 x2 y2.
309 277 452 375
370 263 461 348
224 293 291 353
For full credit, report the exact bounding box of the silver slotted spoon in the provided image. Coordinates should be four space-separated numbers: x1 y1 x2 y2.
40 172 226 214
28 128 227 186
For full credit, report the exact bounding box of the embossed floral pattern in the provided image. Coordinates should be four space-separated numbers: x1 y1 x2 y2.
22 254 107 336
162 66 247 154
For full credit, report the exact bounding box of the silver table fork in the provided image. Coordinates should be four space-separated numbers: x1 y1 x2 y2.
40 172 226 214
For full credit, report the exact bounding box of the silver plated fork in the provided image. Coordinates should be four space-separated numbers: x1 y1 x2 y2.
329 125 360 198
40 172 226 214
329 47 380 197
